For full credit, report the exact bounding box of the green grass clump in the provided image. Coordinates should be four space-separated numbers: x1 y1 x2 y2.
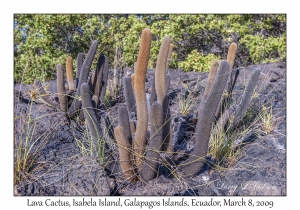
14 102 51 186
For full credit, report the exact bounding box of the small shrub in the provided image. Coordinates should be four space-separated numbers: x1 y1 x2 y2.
178 50 221 72
239 32 286 63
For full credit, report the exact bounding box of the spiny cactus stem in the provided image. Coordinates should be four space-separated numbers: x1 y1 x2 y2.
155 35 171 105
118 106 132 146
161 75 172 151
229 69 261 130
133 28 152 170
90 55 109 102
123 76 136 115
200 60 219 117
140 102 163 182
227 42 237 71
56 63 67 112
80 82 103 162
66 56 75 91
181 60 230 177
149 74 156 106
88 71 96 93
215 42 238 117
76 53 84 83
91 95 99 109
114 125 138 182
166 43 174 73
99 55 109 104
131 73 135 92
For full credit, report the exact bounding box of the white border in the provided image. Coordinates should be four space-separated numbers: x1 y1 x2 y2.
3 1 295 209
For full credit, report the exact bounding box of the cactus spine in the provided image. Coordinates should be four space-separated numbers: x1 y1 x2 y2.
181 60 230 177
133 28 152 170
56 64 67 112
66 56 75 91
140 102 163 181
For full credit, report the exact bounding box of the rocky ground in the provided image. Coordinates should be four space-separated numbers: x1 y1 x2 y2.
14 61 286 196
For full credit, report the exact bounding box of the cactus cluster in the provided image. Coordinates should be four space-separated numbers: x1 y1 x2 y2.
34 40 109 116
33 41 110 165
180 42 260 177
32 28 260 182
113 29 175 182
113 31 260 181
